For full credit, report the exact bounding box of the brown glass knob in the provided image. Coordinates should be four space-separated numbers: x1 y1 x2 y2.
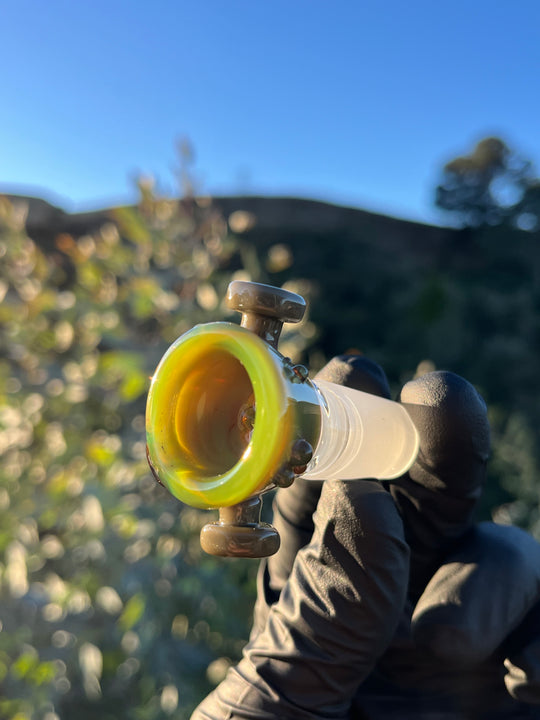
226 281 306 349
200 496 280 558
200 522 280 558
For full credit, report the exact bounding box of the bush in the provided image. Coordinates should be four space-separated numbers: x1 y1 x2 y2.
0 182 310 719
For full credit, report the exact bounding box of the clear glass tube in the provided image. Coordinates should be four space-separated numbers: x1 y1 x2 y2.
303 379 419 481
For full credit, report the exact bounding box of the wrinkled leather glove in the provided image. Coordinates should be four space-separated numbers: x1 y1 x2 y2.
192 356 409 720
192 356 540 719
364 367 540 717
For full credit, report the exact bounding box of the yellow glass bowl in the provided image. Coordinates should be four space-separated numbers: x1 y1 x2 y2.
146 322 295 508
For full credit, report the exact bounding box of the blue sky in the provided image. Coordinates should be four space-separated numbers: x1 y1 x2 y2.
1 0 539 225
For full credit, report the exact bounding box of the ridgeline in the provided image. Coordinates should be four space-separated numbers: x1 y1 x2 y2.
6 191 540 523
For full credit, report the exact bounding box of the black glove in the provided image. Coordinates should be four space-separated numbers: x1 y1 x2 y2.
192 356 540 719
364 370 540 717
192 356 409 719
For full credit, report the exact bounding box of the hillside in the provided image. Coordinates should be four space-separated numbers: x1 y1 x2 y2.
6 191 454 252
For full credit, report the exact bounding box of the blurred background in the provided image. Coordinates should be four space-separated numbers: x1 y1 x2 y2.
1 1 540 718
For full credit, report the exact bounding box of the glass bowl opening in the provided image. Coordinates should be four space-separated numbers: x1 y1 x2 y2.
174 349 255 477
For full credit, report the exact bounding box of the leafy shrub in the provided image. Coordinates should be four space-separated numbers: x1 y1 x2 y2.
0 182 314 720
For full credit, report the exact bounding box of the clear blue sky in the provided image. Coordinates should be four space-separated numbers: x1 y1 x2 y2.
1 0 539 225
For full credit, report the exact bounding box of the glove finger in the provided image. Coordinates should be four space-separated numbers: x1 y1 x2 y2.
398 370 490 495
315 353 392 399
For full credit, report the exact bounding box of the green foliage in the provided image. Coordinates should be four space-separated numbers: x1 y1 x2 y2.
0 184 313 719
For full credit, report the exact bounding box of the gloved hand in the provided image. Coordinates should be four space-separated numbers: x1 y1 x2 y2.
382 371 540 716
193 355 410 720
192 355 540 720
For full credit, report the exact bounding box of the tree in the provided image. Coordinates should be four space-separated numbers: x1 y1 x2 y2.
435 136 535 228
